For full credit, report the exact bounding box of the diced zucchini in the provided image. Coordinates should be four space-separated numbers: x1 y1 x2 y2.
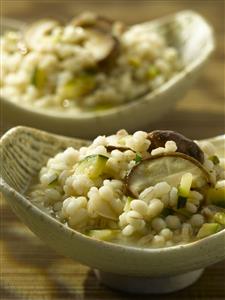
92 103 114 111
31 67 46 89
62 81 78 99
178 173 193 198
75 155 108 180
206 186 225 208
213 212 225 225
147 65 160 80
208 155 220 165
128 57 141 68
86 229 119 241
124 196 134 212
62 73 96 99
197 223 221 239
176 173 192 209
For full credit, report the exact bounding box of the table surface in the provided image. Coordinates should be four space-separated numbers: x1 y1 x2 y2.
1 1 225 299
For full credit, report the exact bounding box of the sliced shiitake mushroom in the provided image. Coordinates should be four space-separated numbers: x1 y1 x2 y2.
148 130 204 164
71 12 120 66
24 15 119 67
84 29 119 66
127 152 211 198
106 145 132 152
71 11 114 33
71 12 126 36
24 19 60 50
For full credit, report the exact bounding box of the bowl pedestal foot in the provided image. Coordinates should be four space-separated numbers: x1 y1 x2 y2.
94 268 204 294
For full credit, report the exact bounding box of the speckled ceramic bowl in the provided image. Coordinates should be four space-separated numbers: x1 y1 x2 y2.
0 126 224 294
1 10 214 139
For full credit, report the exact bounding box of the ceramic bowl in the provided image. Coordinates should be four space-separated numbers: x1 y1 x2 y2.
1 10 214 139
0 126 224 294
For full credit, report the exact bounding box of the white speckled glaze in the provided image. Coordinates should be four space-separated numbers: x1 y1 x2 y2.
0 126 224 294
1 10 214 139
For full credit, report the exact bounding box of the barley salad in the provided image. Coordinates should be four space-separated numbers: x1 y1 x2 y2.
1 12 182 113
28 130 225 248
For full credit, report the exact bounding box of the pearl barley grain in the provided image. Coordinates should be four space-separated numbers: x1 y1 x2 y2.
165 215 181 230
160 228 173 240
186 202 197 214
130 200 148 216
190 214 204 227
151 218 166 232
148 199 164 218
152 235 165 247
122 224 134 236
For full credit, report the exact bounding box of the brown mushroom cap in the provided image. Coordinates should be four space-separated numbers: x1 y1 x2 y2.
148 130 204 164
106 145 132 152
71 11 114 33
126 152 211 198
24 14 120 68
84 29 120 67
71 12 121 68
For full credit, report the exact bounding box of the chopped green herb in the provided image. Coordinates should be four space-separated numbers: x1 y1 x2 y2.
208 155 220 165
135 153 142 164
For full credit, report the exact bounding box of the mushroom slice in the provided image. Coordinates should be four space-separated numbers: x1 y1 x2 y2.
127 152 211 198
84 29 119 65
24 19 60 50
148 130 204 163
71 11 114 33
106 145 132 152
